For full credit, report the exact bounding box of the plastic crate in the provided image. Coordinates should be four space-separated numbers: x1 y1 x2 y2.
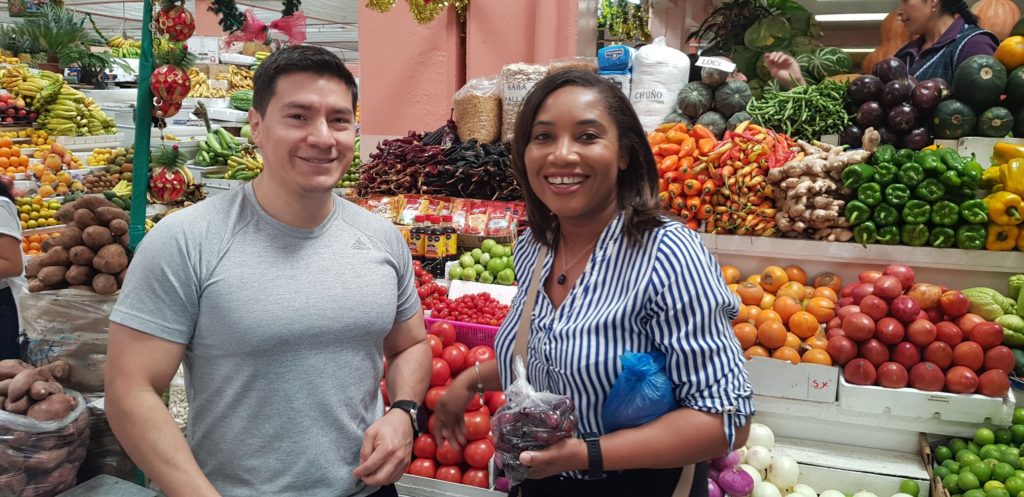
424 316 499 349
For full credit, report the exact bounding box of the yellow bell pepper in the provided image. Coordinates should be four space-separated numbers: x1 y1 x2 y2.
986 191 1024 225
983 166 1003 189
999 158 1024 196
1018 227 1024 251
994 142 1024 165
987 223 1020 251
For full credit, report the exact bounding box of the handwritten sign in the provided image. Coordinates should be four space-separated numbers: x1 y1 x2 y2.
695 56 737 74
811 379 832 391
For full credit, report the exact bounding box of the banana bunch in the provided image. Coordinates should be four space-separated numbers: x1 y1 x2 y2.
108 36 142 58
215 65 254 91
225 147 263 181
111 46 141 58
210 87 229 98
196 127 241 168
187 67 211 98
0 65 31 92
16 75 63 109
38 86 117 136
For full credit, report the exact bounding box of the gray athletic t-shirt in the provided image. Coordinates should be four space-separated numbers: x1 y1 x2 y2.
110 183 420 497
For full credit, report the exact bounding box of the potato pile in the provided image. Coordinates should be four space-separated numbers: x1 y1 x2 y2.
82 171 121 194
0 359 89 497
25 195 130 295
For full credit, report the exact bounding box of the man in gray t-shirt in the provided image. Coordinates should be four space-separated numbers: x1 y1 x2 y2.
105 46 432 497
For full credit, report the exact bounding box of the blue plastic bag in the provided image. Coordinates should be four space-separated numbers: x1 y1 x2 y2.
601 351 677 431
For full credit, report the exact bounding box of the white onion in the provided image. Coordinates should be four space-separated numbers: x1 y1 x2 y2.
746 446 772 471
747 423 776 451
739 464 763 486
737 446 749 464
819 491 845 497
793 483 818 497
852 491 879 497
786 493 805 497
752 482 783 497
890 493 914 497
767 455 800 490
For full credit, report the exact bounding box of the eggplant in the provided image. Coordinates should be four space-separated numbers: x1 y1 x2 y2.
881 80 914 108
911 80 943 112
902 127 932 150
888 103 918 132
841 124 864 148
848 75 885 105
930 78 951 99
873 57 909 83
877 127 901 145
856 101 886 129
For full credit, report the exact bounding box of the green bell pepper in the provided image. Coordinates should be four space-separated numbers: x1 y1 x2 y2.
938 148 964 173
895 148 916 167
939 170 962 188
874 163 898 186
873 203 901 226
842 164 875 190
956 224 987 250
877 225 901 245
903 200 932 224
930 227 956 248
931 200 960 226
901 224 930 247
854 221 878 245
915 150 944 176
857 182 883 207
914 178 946 202
872 144 896 166
959 199 989 224
885 183 911 207
844 200 872 226
897 162 924 187
961 160 983 190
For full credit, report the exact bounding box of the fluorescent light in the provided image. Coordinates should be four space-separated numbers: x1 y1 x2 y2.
624 0 642 4
840 48 877 53
815 13 889 22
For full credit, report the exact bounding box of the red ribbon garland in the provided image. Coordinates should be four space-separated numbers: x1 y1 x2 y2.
225 8 307 46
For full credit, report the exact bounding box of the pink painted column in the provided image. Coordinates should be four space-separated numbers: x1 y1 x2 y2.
193 0 224 37
465 0 584 80
358 3 465 146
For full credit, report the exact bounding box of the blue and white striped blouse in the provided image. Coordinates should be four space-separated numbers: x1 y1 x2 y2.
494 212 754 476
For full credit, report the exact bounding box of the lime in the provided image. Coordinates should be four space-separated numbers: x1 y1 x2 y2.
960 471 982 490
946 460 964 474
947 474 963 493
938 446 955 463
972 462 994 482
1006 447 1022 459
1016 470 1024 480
1011 426 1024 445
979 429 999 447
480 239 497 253
963 450 985 464
1001 445 1012 451
1000 453 1022 470
952 439 971 453
986 447 1007 461
1003 475 1024 493
988 482 1007 492
967 490 988 497
996 463 1018 482
988 488 1012 497
936 466 952 479
1014 408 1024 426
999 430 1016 446
901 480 921 497
964 454 985 467
972 442 985 454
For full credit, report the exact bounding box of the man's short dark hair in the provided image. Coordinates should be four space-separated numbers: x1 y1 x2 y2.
251 45 358 115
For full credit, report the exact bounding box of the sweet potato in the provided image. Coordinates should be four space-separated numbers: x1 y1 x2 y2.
4 395 29 413
26 279 54 293
27 393 76 421
0 379 11 396
29 381 63 401
23 446 68 471
95 206 128 225
119 232 129 248
57 226 82 249
117 268 127 286
41 360 69 381
0 447 25 472
74 195 115 212
91 273 117 295
108 218 129 236
0 472 27 495
6 431 31 449
36 246 70 267
36 266 67 286
55 201 77 223
7 368 45 401
24 256 43 279
82 226 113 250
0 360 31 381
64 264 93 285
37 462 77 494
40 236 58 252
93 244 128 274
72 208 97 228
71 410 88 433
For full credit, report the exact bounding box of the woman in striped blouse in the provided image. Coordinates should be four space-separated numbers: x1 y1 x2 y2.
435 69 754 497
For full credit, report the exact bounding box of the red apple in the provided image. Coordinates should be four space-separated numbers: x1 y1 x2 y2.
923 341 954 369
859 338 890 367
935 321 963 346
945 366 979 394
906 319 937 347
891 341 922 369
875 317 906 345
860 295 889 321
984 346 1015 375
968 322 1004 350
859 271 882 284
872 275 903 300
909 361 946 391
837 305 862 320
953 341 984 371
877 362 909 388
826 327 847 340
844 358 877 385
978 370 1010 398
827 336 858 366
939 291 970 317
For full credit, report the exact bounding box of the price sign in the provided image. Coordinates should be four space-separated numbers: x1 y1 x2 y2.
695 56 736 74
810 379 832 391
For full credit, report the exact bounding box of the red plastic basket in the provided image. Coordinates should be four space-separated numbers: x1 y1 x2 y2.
424 316 499 349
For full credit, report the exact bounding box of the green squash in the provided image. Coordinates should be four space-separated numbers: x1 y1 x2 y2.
1013 16 1024 37
663 111 693 126
976 106 1015 137
1016 107 1024 138
952 55 1008 112
696 111 728 139
727 111 754 130
676 82 713 118
800 47 854 82
932 99 977 139
1006 66 1024 113
714 81 753 117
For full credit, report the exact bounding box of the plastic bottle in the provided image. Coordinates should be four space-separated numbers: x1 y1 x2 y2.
425 216 446 278
442 214 458 270
410 215 426 263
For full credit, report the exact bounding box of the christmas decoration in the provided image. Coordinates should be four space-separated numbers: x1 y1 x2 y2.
150 41 195 121
225 8 307 46
149 144 195 204
156 0 196 42
207 0 303 34
366 0 469 23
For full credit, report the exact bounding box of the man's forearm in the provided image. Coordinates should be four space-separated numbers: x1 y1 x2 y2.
107 388 221 497
385 340 431 404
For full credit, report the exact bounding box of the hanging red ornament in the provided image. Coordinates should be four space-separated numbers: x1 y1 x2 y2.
150 64 191 105
156 1 196 42
152 97 182 119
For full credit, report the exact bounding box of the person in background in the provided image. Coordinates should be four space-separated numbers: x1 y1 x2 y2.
0 175 21 357
892 0 997 82
434 69 753 497
105 45 431 497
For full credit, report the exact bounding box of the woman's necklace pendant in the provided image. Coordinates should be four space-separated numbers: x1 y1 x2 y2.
556 273 567 285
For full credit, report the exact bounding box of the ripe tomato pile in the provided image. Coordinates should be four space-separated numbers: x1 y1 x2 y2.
384 321 508 489
430 294 510 327
414 261 448 311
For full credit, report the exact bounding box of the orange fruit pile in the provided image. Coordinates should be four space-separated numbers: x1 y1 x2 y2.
723 264 839 366
21 232 59 256
0 137 30 177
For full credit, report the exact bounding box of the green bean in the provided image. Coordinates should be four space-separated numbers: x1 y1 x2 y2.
744 80 850 142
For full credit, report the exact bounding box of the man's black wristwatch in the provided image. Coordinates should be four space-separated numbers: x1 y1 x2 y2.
582 432 605 480
390 400 427 436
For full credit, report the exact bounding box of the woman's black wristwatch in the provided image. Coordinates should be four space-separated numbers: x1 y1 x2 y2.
582 433 605 480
